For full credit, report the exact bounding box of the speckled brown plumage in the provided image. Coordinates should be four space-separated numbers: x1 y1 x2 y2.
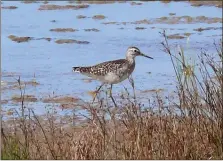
73 59 129 76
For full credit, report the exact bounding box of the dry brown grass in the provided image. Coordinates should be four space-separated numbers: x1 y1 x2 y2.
1 33 222 159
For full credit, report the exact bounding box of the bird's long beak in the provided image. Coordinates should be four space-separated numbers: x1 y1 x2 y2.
139 52 153 59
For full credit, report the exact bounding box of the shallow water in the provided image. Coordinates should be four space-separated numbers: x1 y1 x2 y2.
1 1 222 115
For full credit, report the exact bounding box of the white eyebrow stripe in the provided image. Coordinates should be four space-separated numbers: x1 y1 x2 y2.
130 48 139 52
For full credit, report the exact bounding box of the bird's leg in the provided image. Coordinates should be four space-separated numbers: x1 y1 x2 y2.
128 75 137 102
128 74 134 88
110 84 117 107
92 84 104 104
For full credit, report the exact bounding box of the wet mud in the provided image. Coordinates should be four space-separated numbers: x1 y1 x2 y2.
55 39 90 44
50 28 78 32
38 4 89 10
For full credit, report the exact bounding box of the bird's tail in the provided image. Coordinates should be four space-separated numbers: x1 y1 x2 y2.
73 66 92 74
72 67 81 73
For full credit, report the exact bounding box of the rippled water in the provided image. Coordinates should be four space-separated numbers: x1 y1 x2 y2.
1 1 222 115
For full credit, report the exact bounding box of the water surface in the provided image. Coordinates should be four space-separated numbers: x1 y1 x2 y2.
1 1 222 115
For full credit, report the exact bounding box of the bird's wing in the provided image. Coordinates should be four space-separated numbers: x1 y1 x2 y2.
78 59 127 77
90 59 127 76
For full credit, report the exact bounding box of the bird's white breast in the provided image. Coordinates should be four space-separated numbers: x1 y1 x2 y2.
103 72 126 84
102 66 131 84
85 60 135 84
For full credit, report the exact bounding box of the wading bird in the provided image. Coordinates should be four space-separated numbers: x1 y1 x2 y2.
73 46 153 105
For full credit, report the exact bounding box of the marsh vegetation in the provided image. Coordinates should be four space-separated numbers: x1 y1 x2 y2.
2 32 222 159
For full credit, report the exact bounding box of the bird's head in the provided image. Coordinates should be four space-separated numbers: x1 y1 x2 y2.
126 46 153 62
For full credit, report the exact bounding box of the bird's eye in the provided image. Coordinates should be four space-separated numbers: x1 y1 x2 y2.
134 50 137 52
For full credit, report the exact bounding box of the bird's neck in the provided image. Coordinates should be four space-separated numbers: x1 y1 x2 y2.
126 56 135 64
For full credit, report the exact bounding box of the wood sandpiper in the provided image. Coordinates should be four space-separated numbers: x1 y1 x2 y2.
72 46 153 105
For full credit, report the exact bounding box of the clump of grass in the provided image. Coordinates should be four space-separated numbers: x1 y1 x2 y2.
1 33 222 159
